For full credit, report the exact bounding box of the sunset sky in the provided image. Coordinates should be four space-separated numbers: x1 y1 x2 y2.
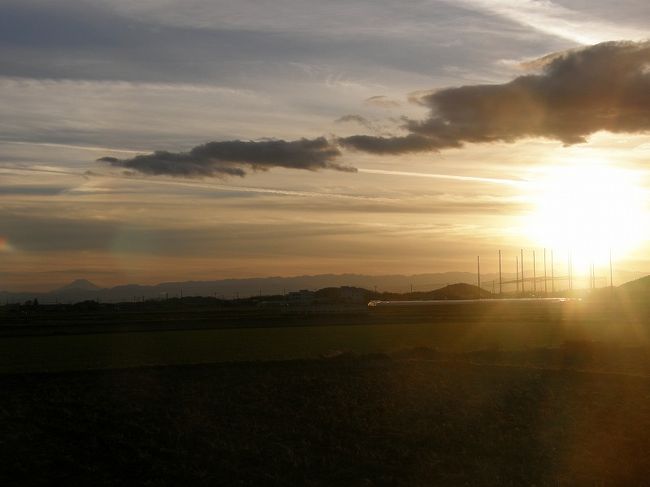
1 0 649 291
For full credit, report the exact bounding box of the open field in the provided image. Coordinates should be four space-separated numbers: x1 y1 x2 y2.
1 299 650 374
3 297 649 335
3 356 650 486
3 298 650 485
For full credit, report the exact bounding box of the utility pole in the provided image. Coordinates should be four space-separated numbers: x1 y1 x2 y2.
520 249 525 295
609 248 614 288
592 263 596 289
568 251 572 291
533 250 537 295
477 255 481 299
591 264 598 289
544 247 548 297
516 256 519 295
498 249 502 297
551 250 555 294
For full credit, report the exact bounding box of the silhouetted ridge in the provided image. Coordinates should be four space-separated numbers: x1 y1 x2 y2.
381 283 492 301
616 274 650 299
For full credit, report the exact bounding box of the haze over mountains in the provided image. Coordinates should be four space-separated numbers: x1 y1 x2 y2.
1 271 648 304
1 272 479 304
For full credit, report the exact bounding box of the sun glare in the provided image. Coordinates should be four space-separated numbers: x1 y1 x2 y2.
525 159 649 267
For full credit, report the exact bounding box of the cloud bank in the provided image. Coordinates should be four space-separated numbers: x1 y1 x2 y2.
99 137 352 177
101 41 650 177
342 40 650 153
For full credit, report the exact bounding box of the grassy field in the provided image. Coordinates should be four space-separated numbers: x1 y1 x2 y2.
3 299 650 485
3 356 650 486
1 299 650 374
0 321 643 374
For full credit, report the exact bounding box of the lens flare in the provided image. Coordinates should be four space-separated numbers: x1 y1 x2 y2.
0 236 12 252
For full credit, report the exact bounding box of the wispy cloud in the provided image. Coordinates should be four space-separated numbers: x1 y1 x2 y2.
451 0 648 44
358 168 523 186
0 164 386 202
0 140 144 155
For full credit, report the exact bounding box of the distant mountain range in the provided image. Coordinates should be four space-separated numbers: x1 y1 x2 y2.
2 271 648 305
1 272 486 304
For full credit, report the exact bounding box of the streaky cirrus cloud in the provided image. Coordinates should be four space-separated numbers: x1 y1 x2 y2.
99 137 353 177
449 0 648 45
364 95 401 108
341 40 650 154
335 114 376 132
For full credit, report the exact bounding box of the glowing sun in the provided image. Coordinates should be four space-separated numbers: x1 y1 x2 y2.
525 159 649 266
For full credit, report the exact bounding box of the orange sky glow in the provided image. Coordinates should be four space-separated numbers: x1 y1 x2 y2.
1 1 649 291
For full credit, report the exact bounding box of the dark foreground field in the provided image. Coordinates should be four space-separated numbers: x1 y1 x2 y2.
3 355 650 486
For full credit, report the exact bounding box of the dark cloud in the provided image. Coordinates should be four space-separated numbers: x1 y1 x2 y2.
99 137 353 177
340 134 439 154
342 41 650 153
99 41 650 176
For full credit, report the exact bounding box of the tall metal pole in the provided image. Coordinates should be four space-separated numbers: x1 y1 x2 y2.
477 255 481 300
516 256 519 295
544 247 548 297
551 250 555 294
533 250 537 295
568 251 572 291
520 249 525 295
592 263 595 289
591 264 598 289
498 249 502 297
